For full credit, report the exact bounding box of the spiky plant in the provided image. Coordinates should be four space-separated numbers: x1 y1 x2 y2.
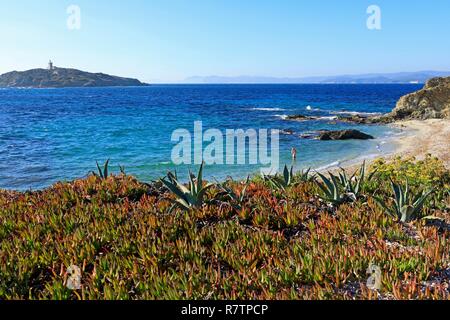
161 162 214 212
298 167 316 182
316 171 350 205
217 176 250 211
94 159 110 179
263 165 296 191
374 180 434 223
337 161 375 199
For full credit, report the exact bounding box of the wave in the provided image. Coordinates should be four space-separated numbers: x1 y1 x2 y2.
316 116 338 121
252 107 285 111
331 111 382 116
274 114 288 120
306 105 321 111
314 161 341 171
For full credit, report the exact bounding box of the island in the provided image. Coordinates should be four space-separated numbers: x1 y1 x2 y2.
0 61 148 88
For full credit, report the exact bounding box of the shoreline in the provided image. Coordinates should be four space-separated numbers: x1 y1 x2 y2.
1 119 448 191
327 119 450 173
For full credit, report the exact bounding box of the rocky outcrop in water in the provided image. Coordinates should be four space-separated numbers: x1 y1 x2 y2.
317 130 374 141
285 115 319 121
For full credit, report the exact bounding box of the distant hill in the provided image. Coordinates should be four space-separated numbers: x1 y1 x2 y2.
0 67 148 88
184 71 450 84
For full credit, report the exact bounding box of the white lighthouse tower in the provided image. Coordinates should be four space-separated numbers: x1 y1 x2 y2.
48 60 54 70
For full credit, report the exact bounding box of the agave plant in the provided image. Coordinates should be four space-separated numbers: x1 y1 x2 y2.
337 161 375 199
316 171 350 205
298 167 316 182
374 180 434 223
263 165 296 191
217 176 250 211
161 162 214 212
93 159 110 179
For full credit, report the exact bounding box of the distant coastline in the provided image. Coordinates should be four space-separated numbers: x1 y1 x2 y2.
184 71 450 84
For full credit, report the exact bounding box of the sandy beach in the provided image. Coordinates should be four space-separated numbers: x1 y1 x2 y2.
327 119 450 173
389 119 450 168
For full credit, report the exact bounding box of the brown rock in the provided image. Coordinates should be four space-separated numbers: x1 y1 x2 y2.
387 77 450 120
318 130 374 141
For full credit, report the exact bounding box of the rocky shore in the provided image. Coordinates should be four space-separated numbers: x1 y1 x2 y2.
283 76 450 145
289 77 450 124
332 77 450 169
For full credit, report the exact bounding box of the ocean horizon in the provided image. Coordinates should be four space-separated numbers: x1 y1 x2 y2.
0 83 422 190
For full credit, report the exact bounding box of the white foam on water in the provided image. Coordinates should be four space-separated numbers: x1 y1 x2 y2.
331 111 382 116
314 161 340 171
317 116 338 121
305 105 321 111
252 107 285 111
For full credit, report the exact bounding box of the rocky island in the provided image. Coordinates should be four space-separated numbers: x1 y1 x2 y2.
0 61 148 88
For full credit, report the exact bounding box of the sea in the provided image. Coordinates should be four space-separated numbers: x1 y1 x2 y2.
0 84 422 190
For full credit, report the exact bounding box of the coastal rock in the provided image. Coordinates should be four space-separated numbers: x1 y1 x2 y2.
386 77 450 120
335 114 384 124
285 113 386 124
317 130 374 141
0 67 148 88
285 114 318 121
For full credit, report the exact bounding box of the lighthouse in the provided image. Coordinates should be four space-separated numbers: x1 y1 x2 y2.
48 60 54 70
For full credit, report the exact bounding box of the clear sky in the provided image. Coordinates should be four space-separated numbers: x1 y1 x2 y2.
1 0 449 82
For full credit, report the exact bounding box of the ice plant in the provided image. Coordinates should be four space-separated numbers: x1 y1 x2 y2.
0 157 448 300
217 176 250 211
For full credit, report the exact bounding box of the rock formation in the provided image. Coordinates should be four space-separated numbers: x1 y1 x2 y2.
386 77 450 120
317 130 374 141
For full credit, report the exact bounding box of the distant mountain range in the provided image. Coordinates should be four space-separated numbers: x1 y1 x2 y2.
0 67 148 88
184 71 450 84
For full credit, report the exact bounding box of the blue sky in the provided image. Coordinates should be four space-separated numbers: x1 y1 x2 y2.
1 0 449 82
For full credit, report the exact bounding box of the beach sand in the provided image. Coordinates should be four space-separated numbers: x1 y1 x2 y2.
390 119 450 168
326 119 450 173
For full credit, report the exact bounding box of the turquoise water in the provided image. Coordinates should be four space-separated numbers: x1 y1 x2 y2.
0 84 421 190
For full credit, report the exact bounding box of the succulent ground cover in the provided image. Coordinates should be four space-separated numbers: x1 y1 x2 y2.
0 156 449 300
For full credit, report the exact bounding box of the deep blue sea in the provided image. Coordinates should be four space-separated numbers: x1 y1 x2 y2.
0 84 422 190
